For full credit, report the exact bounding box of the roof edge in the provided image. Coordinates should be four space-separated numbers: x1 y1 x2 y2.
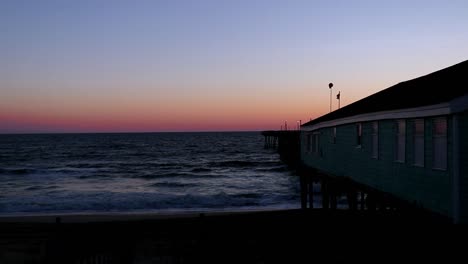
301 103 450 131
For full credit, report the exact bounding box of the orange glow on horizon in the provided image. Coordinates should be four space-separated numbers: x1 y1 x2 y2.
0 80 361 134
0 100 325 133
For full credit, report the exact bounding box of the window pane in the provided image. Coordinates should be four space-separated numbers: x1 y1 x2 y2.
372 135 378 159
434 119 447 135
372 122 378 159
396 120 406 162
397 136 406 161
433 137 447 169
414 119 424 167
314 134 319 153
414 136 424 166
398 120 406 135
433 118 447 170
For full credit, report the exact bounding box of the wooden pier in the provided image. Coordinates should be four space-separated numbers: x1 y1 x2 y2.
261 130 450 221
261 130 300 167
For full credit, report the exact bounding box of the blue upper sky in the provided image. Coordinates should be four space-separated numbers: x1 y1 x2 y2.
1 0 468 132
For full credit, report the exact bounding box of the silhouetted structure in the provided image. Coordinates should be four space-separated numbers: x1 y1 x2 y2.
262 130 300 167
301 59 468 223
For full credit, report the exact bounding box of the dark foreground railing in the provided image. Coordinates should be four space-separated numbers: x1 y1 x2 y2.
0 209 452 264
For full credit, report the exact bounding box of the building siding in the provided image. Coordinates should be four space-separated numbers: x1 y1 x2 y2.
301 117 453 217
459 111 468 223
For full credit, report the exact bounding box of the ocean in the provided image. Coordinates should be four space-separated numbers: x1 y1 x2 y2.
0 132 300 215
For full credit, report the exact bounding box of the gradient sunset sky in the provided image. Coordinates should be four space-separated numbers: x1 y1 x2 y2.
2 0 468 133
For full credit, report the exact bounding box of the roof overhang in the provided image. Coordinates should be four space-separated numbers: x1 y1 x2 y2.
302 94 468 132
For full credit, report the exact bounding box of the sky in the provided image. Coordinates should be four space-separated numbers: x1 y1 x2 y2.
1 0 468 133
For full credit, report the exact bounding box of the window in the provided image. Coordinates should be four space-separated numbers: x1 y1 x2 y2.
433 117 447 170
395 120 406 163
333 127 337 144
413 119 424 167
312 133 319 154
372 122 378 159
306 134 312 153
356 123 362 146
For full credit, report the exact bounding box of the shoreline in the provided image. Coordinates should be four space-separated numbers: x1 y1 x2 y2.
0 207 299 223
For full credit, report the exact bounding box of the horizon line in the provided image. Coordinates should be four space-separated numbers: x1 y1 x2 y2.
0 130 270 135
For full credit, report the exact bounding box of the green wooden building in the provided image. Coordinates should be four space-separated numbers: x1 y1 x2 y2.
301 60 468 223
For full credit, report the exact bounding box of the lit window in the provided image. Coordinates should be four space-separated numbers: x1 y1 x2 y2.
433 118 447 170
356 123 362 146
395 120 406 162
372 122 378 159
413 119 424 167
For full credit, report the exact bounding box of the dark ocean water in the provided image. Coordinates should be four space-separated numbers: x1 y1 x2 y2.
0 132 300 215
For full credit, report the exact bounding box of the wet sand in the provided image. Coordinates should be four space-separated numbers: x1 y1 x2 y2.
0 209 456 263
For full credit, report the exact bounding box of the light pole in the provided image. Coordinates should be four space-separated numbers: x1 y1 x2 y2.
329 83 333 113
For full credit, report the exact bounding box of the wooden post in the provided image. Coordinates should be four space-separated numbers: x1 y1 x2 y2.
360 192 365 210
348 190 357 211
300 174 307 209
367 192 377 211
330 185 337 210
322 180 329 209
378 194 387 211
308 178 314 209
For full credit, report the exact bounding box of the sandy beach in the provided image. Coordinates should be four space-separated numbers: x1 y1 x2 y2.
0 209 453 264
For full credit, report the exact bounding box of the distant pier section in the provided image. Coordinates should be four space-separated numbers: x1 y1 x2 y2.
262 130 300 167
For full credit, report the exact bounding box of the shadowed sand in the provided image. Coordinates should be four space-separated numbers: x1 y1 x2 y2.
0 209 456 263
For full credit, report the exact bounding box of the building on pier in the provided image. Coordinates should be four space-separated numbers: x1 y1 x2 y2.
301 59 468 223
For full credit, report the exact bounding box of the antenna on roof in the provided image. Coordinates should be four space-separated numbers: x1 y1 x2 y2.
328 83 333 113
